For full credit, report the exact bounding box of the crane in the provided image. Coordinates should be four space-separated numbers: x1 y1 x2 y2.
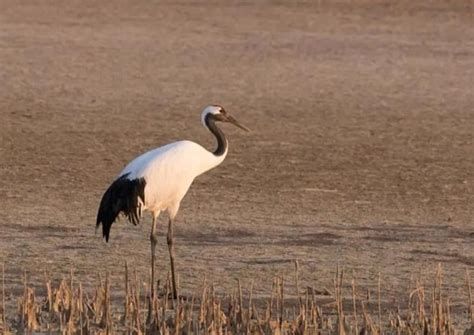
96 105 249 299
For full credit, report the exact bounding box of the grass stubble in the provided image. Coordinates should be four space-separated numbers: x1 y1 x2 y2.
0 261 473 334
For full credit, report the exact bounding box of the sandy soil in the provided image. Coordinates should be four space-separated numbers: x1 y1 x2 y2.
0 0 473 322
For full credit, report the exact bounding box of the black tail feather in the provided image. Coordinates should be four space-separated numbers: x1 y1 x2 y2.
96 173 146 242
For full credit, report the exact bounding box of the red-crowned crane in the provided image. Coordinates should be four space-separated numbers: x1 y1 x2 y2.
96 105 249 300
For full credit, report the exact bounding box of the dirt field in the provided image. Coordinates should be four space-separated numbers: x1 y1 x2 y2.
1 0 473 323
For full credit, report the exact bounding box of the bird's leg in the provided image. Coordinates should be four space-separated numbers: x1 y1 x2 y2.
167 217 178 299
150 214 158 299
147 213 159 325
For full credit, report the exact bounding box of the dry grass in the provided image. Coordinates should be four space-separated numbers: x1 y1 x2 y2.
1 263 473 334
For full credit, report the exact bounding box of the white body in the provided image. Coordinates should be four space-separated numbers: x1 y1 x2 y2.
120 140 227 216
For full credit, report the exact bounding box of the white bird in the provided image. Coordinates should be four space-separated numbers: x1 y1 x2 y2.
96 105 249 299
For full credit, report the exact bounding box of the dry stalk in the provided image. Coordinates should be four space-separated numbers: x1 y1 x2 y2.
269 277 275 323
295 260 302 309
174 299 181 335
133 270 142 334
186 294 195 334
280 276 284 330
378 271 381 332
351 277 358 335
199 279 207 327
101 272 111 333
253 303 265 335
249 280 254 322
334 265 345 335
238 278 243 328
17 273 40 333
124 261 130 324
78 282 84 335
2 263 5 332
467 268 473 325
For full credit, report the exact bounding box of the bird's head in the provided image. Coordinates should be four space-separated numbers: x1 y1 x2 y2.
201 105 250 132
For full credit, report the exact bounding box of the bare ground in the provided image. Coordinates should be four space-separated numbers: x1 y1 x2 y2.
0 0 473 324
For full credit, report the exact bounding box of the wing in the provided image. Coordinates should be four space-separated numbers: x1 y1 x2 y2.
96 173 146 242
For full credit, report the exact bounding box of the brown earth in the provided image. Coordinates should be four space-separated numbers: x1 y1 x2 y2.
0 0 473 325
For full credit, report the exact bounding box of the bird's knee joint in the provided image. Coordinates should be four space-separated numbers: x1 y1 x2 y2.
167 235 173 246
150 233 158 244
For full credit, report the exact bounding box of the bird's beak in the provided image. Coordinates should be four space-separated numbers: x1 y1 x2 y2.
227 115 251 132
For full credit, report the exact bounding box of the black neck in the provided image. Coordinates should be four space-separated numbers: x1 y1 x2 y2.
205 114 227 156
